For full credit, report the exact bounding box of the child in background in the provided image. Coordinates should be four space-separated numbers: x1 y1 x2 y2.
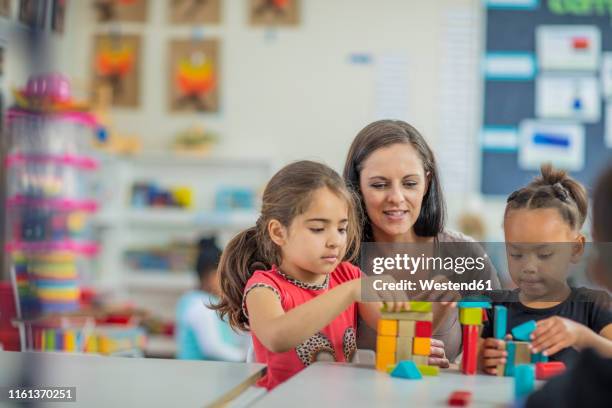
479 164 612 374
525 166 612 407
175 237 247 361
211 161 408 390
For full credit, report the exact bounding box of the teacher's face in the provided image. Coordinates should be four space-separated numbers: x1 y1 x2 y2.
359 143 428 241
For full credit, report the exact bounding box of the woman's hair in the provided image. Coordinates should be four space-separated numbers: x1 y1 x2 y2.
210 160 361 331
592 166 612 242
195 236 222 286
343 119 446 240
505 164 588 231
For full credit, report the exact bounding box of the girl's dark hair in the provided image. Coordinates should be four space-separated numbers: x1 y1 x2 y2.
210 160 361 331
505 164 588 231
195 236 222 285
593 166 612 242
343 119 446 241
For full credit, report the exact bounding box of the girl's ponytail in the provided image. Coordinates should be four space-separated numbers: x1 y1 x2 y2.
210 225 271 331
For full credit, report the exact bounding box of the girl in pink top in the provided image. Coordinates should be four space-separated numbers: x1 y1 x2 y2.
211 161 408 390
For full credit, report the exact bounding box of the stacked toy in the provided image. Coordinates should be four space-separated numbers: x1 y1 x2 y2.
376 301 439 378
6 74 100 319
457 298 492 375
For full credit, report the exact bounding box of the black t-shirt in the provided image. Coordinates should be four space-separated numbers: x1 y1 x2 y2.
481 287 612 366
526 348 612 408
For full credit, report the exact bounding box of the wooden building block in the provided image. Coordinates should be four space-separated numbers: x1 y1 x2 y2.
514 341 531 365
377 319 398 337
412 355 429 365
377 335 397 354
512 320 537 341
391 360 422 379
413 337 431 356
448 390 472 406
417 364 439 376
494 305 507 339
535 362 566 380
396 337 413 360
459 308 482 325
381 311 433 321
376 351 396 372
398 320 415 337
505 341 516 377
409 301 432 312
415 321 432 337
514 364 535 399
461 325 479 375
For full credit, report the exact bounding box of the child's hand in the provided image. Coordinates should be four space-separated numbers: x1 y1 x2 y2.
428 338 450 368
479 337 507 375
530 316 586 356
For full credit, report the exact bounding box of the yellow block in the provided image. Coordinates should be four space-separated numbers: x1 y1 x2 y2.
376 335 397 354
376 351 396 371
398 320 415 337
396 337 413 360
409 301 432 312
63 331 76 352
413 337 431 356
417 364 439 376
459 308 483 325
377 319 398 337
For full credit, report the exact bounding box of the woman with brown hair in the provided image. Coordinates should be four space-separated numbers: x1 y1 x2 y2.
343 119 501 365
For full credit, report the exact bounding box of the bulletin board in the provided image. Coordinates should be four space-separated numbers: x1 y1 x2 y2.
481 0 612 195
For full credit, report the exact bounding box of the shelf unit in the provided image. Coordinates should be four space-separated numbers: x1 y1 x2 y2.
91 153 274 320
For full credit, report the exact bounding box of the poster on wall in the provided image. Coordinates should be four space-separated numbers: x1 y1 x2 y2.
249 0 300 26
606 103 612 149
93 0 148 23
168 39 219 113
51 0 67 33
0 0 11 17
518 120 585 171
535 74 600 123
19 0 48 29
169 0 220 24
536 25 600 71
602 53 612 99
93 34 141 107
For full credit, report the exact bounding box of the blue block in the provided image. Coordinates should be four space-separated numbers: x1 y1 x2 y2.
505 341 516 377
457 301 492 309
494 305 507 339
531 352 548 363
512 320 537 341
390 360 422 380
514 364 535 399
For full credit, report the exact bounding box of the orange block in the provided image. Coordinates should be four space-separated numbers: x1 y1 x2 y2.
413 337 431 356
376 351 396 371
377 319 398 337
377 335 397 354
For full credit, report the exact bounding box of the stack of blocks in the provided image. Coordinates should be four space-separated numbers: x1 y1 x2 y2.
376 301 439 377
457 299 492 375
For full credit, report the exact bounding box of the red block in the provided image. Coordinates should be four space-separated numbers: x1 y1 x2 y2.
415 321 432 337
535 362 566 380
448 390 472 406
573 37 589 50
461 325 478 375
482 309 488 322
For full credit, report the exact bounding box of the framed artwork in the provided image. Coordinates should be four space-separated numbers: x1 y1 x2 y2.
93 0 147 23
0 45 4 77
168 39 219 112
249 0 299 26
51 0 66 33
0 0 11 17
93 34 141 107
169 0 220 24
19 0 48 29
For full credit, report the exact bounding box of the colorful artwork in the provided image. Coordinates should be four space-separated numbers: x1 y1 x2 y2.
19 0 48 29
169 0 220 24
93 34 141 107
93 0 148 23
169 39 219 112
250 0 300 26
51 0 67 33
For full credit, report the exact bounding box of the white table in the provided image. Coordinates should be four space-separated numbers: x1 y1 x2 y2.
252 362 537 407
0 351 265 408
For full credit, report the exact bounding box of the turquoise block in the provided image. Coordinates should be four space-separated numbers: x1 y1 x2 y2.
391 360 422 380
531 352 548 363
512 320 537 341
494 305 507 339
458 301 492 309
505 341 516 377
515 364 535 399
